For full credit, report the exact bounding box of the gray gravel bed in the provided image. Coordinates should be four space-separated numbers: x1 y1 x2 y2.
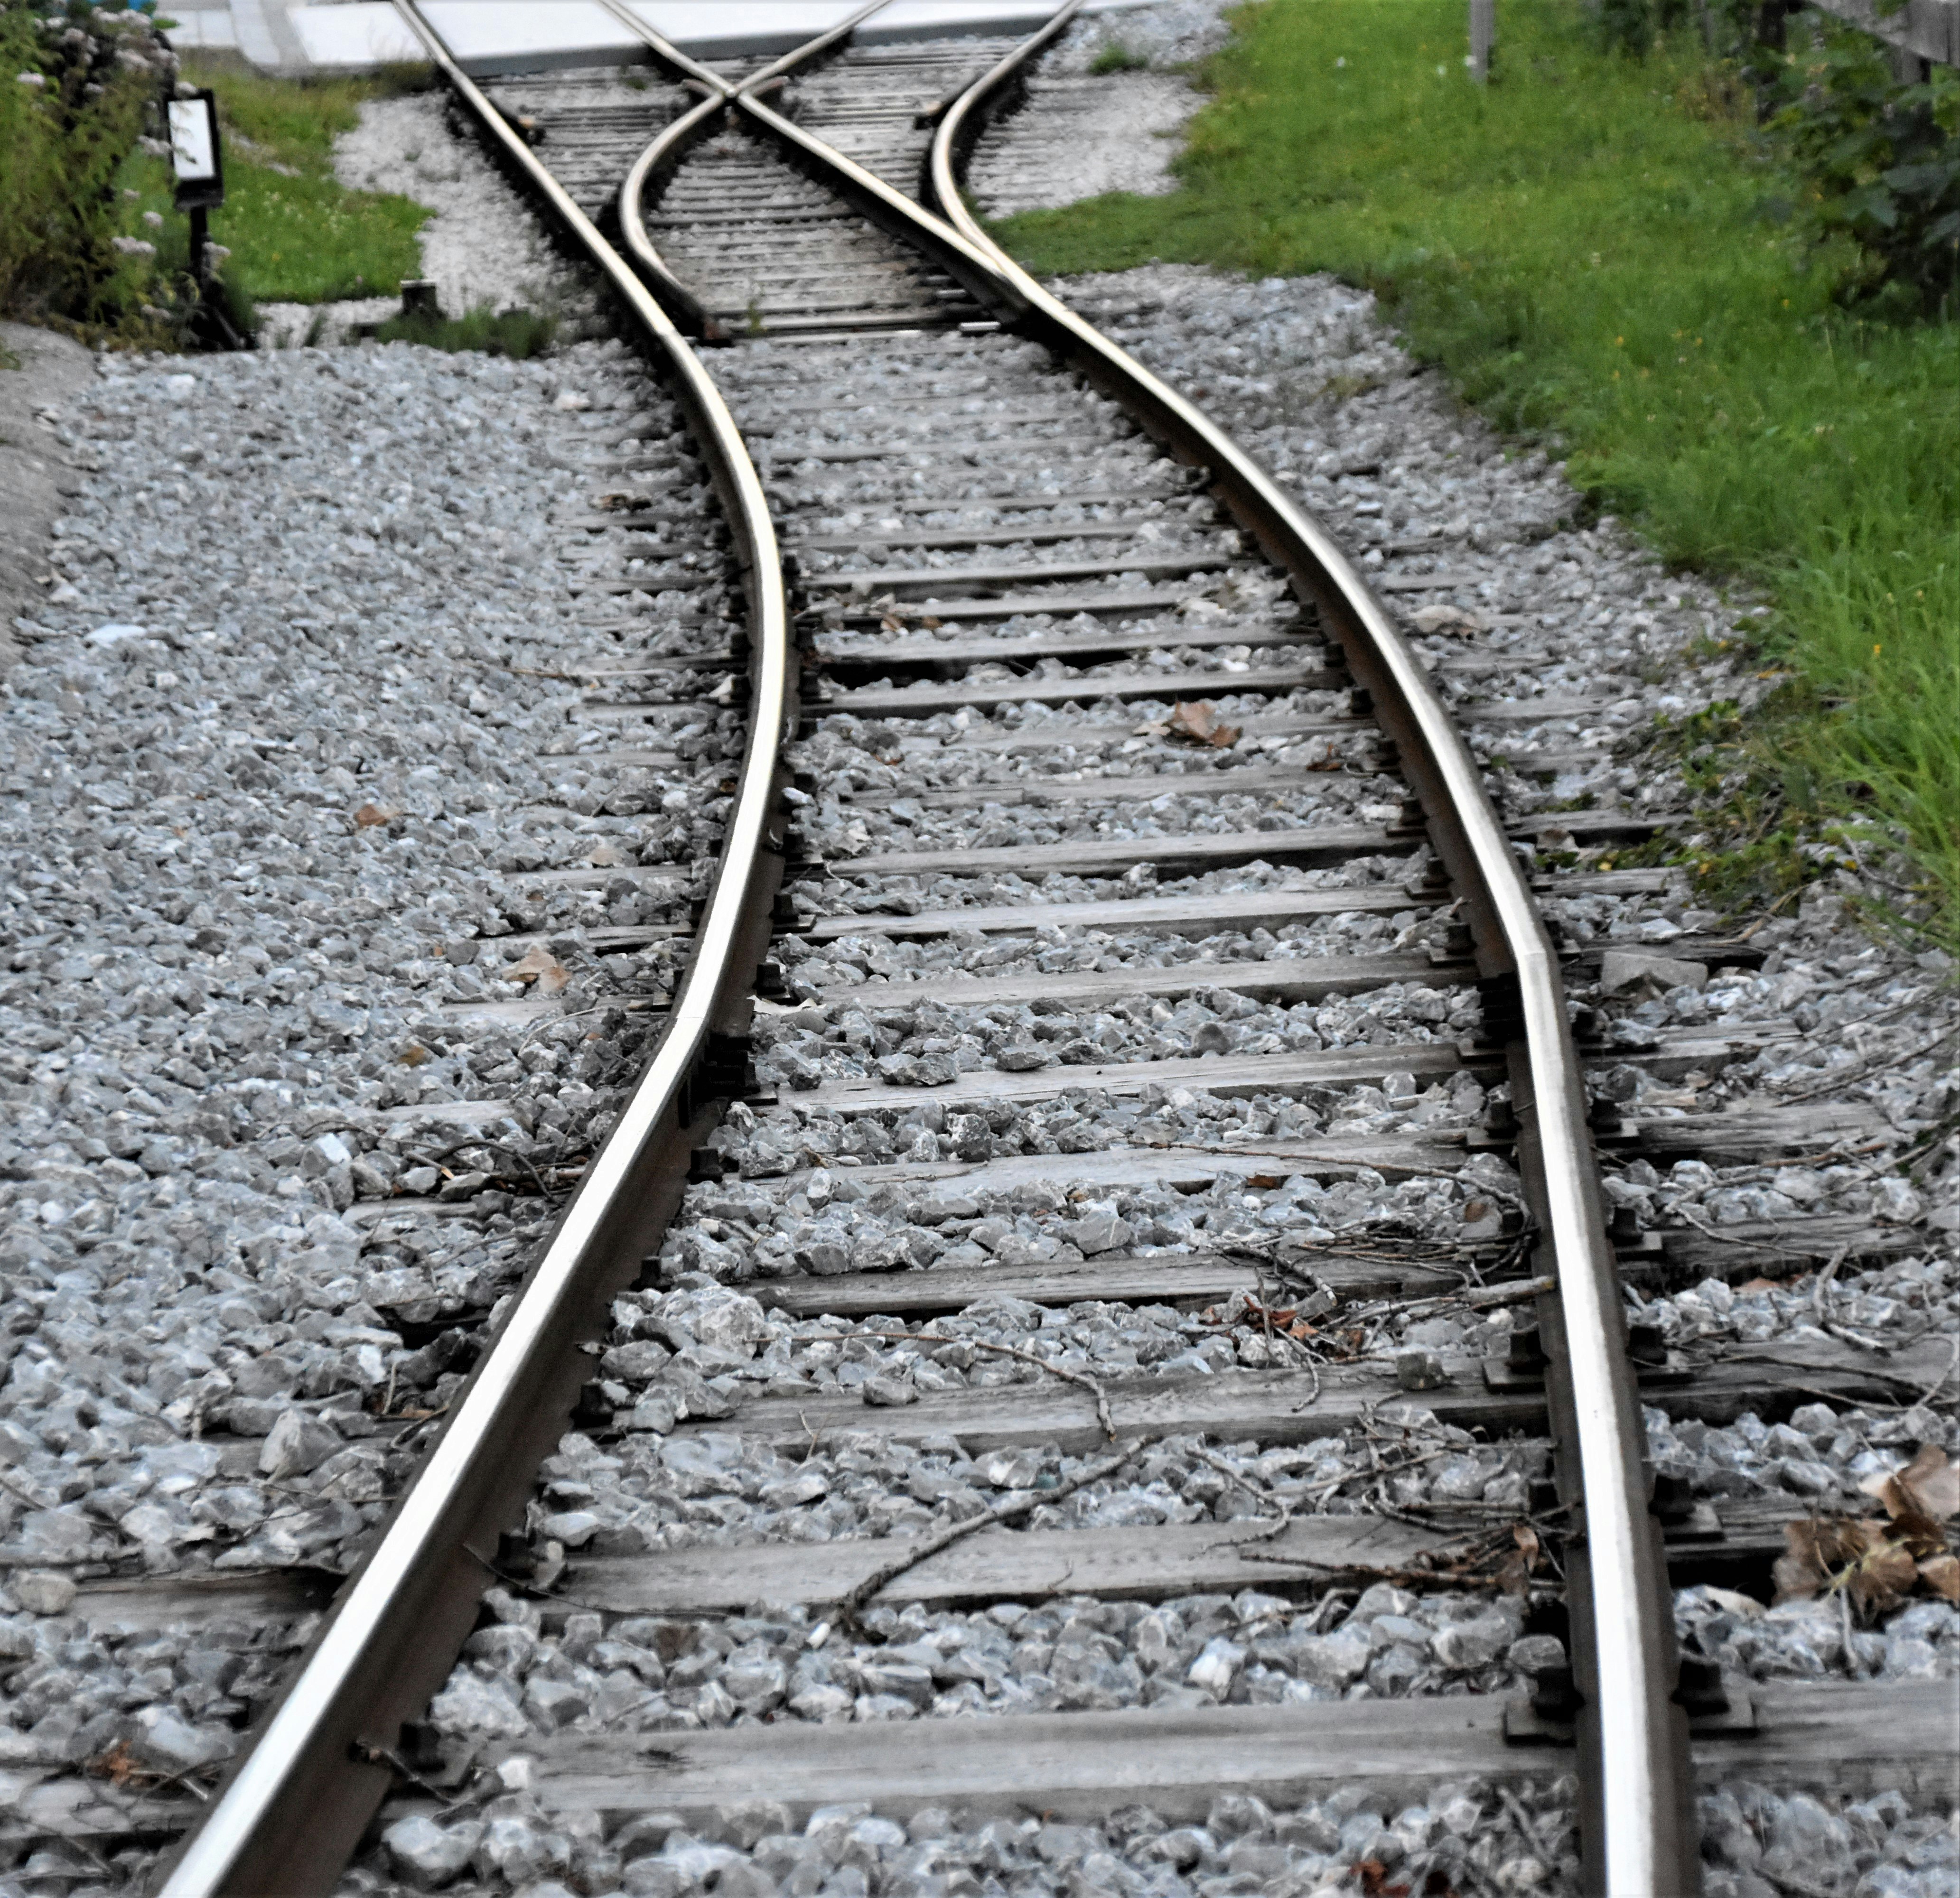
425 1581 1544 1749
750 977 1480 1089
0 335 732 1799
776 906 1445 986
582 1280 1529 1429
1641 1250 1958 1352
799 769 1402 861
789 851 1424 929
1700 1788 1958 1898
350 1776 1587 1896
666 1092 1516 1276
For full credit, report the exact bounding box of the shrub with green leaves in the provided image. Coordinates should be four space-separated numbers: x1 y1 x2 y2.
0 0 179 329
1771 19 1960 314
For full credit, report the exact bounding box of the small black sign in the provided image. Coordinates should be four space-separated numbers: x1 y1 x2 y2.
168 89 225 210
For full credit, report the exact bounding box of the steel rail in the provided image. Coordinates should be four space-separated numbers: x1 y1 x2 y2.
596 0 898 341
916 22 1700 1896
615 88 737 340
688 23 1699 1891
150 2 794 1890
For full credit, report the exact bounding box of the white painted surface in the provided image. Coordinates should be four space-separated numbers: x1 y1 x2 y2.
292 0 1143 73
169 13 241 43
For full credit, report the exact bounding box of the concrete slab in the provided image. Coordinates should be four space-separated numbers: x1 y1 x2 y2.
291 0 1141 75
166 9 242 45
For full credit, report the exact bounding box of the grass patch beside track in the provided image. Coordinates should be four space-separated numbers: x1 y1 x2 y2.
372 304 559 357
123 57 433 308
996 0 1960 942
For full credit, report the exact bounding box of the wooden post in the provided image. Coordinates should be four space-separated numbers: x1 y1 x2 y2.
1470 0 1495 80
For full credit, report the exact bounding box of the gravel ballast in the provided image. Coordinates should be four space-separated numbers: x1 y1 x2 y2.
0 335 730 1804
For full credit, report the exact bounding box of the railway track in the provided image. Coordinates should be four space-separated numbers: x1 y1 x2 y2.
4 7 1948 1896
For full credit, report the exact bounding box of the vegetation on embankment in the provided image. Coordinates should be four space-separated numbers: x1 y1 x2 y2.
996 0 1960 943
126 56 432 311
2 1 432 344
1 0 182 339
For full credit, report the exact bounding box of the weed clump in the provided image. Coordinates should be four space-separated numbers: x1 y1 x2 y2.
1090 41 1152 74
371 303 557 357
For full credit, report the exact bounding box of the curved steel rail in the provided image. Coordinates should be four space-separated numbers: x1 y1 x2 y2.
152 3 794 1891
595 0 898 340
922 25 1699 1896
667 24 1697 1891
616 88 737 340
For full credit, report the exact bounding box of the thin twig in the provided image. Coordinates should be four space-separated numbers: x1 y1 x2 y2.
1776 1027 1957 1105
806 1327 1118 1439
832 1439 1149 1622
1339 1275 1555 1329
1192 1444 1295 1546
1810 1244 1852 1320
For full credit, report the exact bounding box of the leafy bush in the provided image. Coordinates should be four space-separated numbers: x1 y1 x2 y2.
0 0 180 331
1771 19 1960 313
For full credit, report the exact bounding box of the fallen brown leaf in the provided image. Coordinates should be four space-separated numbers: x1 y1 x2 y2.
1774 1517 1921 1617
1167 700 1240 749
354 801 402 828
596 491 652 512
1862 1443 1960 1526
505 945 570 996
1918 1553 1960 1602
1495 1523 1541 1599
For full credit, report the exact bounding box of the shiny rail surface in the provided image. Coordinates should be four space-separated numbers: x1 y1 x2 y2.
157 9 1704 1894
151 1 795 1890
923 24 1699 1895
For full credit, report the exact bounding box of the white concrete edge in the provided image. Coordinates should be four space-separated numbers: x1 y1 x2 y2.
284 0 1150 75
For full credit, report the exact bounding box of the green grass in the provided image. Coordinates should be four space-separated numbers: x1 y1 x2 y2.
997 0 1960 942
119 58 434 308
372 304 559 357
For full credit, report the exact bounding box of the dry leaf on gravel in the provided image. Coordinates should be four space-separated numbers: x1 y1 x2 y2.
1861 1442 1960 1526
353 801 402 828
1773 1517 1921 1616
1167 699 1241 748
595 491 653 512
1495 1524 1541 1599
504 945 570 996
